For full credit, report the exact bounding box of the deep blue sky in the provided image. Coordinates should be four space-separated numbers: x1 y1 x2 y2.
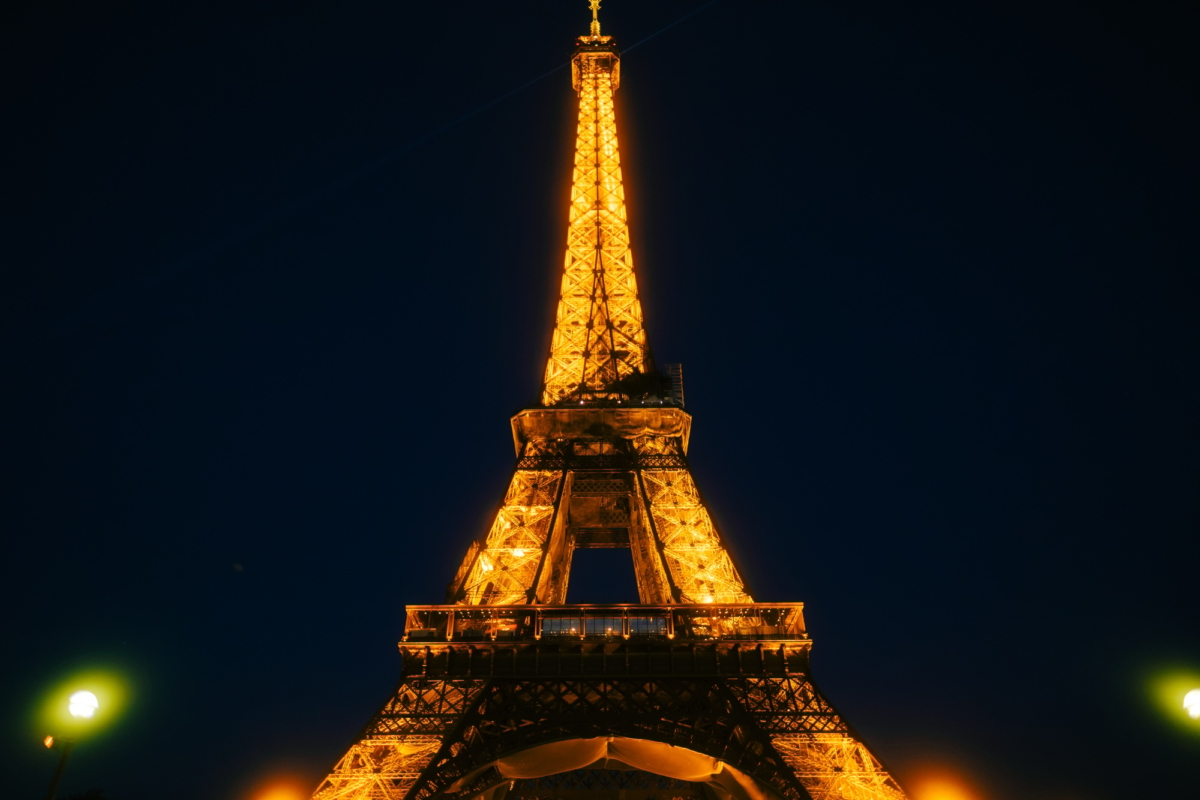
3 1 1197 799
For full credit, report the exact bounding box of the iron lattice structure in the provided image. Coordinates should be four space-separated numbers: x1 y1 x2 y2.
315 7 907 800
542 15 647 406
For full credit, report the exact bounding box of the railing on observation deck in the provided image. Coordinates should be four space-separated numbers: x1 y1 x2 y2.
403 603 806 643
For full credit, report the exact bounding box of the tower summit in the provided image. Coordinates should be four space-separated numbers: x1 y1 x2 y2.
544 0 647 406
314 7 908 800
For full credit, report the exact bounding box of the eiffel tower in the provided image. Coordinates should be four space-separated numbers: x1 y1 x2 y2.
314 5 907 800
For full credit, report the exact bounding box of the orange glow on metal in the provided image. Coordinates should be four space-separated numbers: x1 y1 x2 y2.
313 7 905 800
541 29 649 406
450 13 752 607
455 470 561 605
640 465 750 604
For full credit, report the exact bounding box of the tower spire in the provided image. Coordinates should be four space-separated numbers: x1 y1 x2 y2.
589 0 603 39
543 5 651 406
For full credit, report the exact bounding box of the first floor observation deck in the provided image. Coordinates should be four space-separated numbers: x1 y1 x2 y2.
398 604 812 680
404 603 807 644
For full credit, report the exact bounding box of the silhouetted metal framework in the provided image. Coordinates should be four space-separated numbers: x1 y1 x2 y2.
314 606 903 800
314 5 907 800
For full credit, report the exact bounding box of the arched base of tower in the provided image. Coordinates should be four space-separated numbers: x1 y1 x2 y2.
444 738 779 800
311 660 908 800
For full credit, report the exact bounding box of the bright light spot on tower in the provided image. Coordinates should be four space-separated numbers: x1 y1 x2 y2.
701 595 714 604
512 549 526 557
68 691 99 719
1185 689 1200 719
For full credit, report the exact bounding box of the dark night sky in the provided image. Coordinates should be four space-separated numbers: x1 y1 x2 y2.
3 1 1198 799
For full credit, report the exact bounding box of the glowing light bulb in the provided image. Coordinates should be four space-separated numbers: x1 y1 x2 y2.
512 549 526 557
1185 689 1200 719
68 690 99 719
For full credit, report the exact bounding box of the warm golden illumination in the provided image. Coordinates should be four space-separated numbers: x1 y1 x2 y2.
251 776 309 800
313 7 906 800
909 772 983 800
588 0 603 39
447 10 753 606
542 28 648 405
454 470 561 604
44 735 55 749
640 466 751 604
770 736 907 800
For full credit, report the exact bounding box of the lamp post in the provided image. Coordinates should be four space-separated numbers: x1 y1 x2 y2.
43 690 98 800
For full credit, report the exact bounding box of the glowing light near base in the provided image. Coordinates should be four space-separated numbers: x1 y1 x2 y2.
68 691 99 719
910 769 982 800
249 775 308 800
1185 689 1200 719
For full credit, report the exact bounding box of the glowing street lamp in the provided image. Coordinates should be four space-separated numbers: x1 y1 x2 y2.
68 691 99 719
1185 689 1200 720
43 690 100 800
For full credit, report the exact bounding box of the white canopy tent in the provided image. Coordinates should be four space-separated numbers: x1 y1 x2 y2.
447 737 782 800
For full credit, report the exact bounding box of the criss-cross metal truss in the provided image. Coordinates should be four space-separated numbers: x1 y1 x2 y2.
314 634 906 800
446 413 751 607
452 469 565 606
315 7 907 800
542 26 650 406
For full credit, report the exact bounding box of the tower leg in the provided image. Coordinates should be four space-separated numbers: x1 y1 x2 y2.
314 678 489 800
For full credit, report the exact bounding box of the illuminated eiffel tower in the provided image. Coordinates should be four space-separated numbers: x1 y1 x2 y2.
314 5 907 800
